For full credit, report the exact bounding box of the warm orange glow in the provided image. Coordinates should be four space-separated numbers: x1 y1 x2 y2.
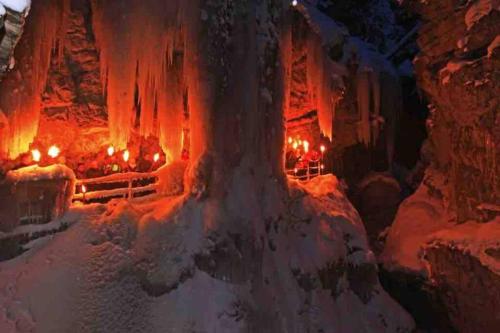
81 184 87 193
153 153 160 162
122 150 130 162
288 137 293 144
31 149 41 162
294 168 298 174
292 142 298 150
320 145 326 153
303 141 309 153
107 146 115 156
320 164 325 170
48 145 60 158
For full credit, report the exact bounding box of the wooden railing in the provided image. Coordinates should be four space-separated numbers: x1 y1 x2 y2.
286 160 322 181
73 172 159 204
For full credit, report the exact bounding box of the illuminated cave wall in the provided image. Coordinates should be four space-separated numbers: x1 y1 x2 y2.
0 0 69 159
0 0 187 161
91 0 184 156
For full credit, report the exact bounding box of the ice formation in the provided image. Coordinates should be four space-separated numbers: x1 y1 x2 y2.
301 3 347 140
91 0 184 155
296 3 401 149
0 0 68 158
306 33 337 140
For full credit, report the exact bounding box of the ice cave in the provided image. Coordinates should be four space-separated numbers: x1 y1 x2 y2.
0 0 498 332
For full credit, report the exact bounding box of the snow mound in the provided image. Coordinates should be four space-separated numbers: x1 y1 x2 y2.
357 172 401 193
0 0 30 13
382 166 500 279
6 164 75 183
155 161 187 196
0 174 414 332
380 170 453 274
426 218 500 275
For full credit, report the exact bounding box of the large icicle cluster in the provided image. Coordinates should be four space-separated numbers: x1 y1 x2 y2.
296 2 401 149
306 32 346 140
344 37 399 147
91 0 184 156
0 0 68 159
300 3 347 140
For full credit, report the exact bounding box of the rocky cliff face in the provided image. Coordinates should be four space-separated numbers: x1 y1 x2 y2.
412 0 499 222
382 0 499 331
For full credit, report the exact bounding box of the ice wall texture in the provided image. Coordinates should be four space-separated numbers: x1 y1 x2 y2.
382 1 499 330
91 0 184 155
0 0 68 158
0 0 186 159
292 3 401 151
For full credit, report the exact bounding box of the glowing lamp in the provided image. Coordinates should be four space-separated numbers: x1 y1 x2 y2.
153 153 160 162
320 164 325 170
81 184 87 203
294 168 298 174
122 150 130 162
31 149 41 162
48 145 60 158
292 142 298 150
288 137 293 144
292 0 298 6
320 145 326 154
107 146 115 156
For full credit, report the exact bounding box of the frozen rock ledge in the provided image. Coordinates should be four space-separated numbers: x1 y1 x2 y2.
0 175 415 332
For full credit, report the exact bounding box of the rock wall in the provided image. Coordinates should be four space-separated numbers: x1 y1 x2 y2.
382 0 499 331
412 0 499 222
424 235 500 333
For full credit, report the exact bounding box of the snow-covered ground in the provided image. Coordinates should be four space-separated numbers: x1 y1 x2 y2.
6 164 75 183
381 168 500 276
0 175 414 332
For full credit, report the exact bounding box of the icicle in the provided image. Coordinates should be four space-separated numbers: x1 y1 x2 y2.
91 0 138 149
158 37 184 159
370 70 381 144
182 0 210 163
91 0 184 151
306 33 334 140
356 71 371 146
380 71 401 167
0 0 69 158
